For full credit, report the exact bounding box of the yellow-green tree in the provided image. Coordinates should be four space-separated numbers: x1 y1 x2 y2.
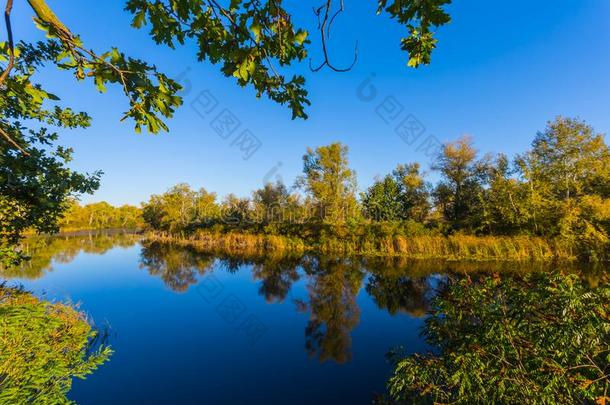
299 143 359 224
433 136 490 232
516 117 610 257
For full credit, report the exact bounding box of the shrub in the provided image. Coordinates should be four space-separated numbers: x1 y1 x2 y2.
386 272 610 404
0 285 112 403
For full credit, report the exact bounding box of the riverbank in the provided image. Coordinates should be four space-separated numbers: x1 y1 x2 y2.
145 231 580 262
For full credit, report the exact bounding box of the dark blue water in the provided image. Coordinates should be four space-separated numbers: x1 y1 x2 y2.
6 235 437 404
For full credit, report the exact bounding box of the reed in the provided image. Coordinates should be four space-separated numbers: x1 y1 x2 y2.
145 231 578 262
147 230 307 256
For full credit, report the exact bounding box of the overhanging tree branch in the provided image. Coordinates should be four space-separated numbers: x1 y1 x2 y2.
0 0 15 86
1 0 29 155
0 125 28 155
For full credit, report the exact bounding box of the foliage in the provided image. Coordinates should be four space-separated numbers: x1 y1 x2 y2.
0 284 112 404
362 163 430 222
378 0 452 67
59 201 143 230
252 181 293 224
123 0 454 117
386 271 610 404
0 0 185 264
142 183 221 233
432 136 489 232
141 122 610 261
221 193 253 228
298 142 359 224
0 41 101 266
0 0 463 264
125 0 310 119
515 118 610 257
18 0 182 134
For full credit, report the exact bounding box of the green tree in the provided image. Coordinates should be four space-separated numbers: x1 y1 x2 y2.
252 181 291 224
142 183 197 233
298 143 358 224
392 163 430 222
1 0 185 261
59 201 143 230
362 163 429 222
142 183 222 232
0 43 101 263
221 193 252 227
479 154 530 235
433 136 488 232
193 188 221 227
516 117 610 257
362 174 403 221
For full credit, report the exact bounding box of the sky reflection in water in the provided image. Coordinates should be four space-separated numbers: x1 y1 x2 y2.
4 232 595 404
4 233 440 404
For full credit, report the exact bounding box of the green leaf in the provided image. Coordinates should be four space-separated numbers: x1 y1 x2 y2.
294 30 308 45
250 23 262 43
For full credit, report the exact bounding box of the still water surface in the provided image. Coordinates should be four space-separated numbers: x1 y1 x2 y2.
3 232 587 404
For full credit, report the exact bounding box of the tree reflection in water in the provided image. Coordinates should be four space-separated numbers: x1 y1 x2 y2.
8 234 590 369
366 271 438 318
251 255 302 303
0 231 139 280
139 241 215 292
300 256 365 364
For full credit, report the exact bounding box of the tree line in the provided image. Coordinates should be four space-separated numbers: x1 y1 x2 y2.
59 201 143 231
140 117 610 260
0 0 446 266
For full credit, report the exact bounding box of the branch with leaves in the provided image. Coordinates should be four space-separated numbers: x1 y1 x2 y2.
125 0 311 119
378 0 452 67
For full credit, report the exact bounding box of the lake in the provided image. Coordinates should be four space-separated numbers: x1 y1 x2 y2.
2 232 603 404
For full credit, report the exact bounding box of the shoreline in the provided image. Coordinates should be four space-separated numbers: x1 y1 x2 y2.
143 231 583 262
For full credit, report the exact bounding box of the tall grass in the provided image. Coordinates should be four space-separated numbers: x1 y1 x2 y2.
147 230 306 256
146 231 577 261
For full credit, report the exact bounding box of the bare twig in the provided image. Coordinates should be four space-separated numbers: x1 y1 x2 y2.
327 0 344 39
310 0 357 73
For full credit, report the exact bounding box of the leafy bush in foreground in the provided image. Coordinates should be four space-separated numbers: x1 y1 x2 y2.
0 285 112 404
386 272 610 404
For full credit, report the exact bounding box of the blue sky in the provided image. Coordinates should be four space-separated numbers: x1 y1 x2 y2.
11 0 610 205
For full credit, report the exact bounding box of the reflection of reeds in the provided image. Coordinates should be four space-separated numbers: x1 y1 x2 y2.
148 230 307 257
146 231 577 262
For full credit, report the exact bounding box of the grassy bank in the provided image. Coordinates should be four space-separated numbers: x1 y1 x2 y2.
145 230 578 262
0 285 112 403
